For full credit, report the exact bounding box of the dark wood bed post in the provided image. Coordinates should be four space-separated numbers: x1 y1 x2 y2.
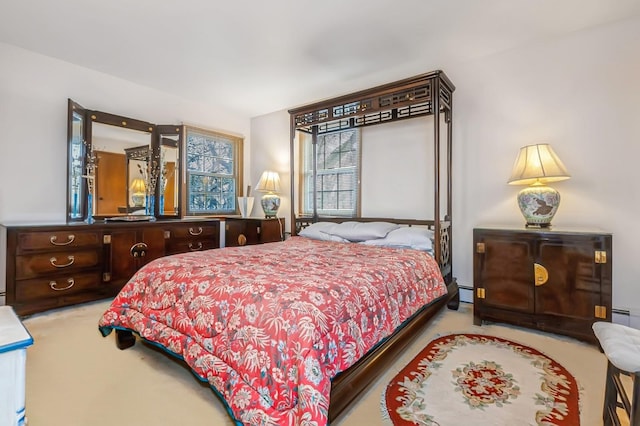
432 75 442 271
289 113 297 235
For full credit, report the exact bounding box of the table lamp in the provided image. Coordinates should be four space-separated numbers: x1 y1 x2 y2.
255 171 281 218
130 178 146 208
507 143 570 227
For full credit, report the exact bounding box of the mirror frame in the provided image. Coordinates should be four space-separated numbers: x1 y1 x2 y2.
156 125 183 218
66 99 183 222
67 99 88 221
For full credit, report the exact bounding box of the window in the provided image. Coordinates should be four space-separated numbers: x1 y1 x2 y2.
185 127 243 215
302 128 360 216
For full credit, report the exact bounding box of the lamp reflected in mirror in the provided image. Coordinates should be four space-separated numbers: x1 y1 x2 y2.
508 143 570 227
130 178 146 208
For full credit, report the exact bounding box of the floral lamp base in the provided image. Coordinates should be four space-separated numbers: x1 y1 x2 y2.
517 184 560 227
260 194 281 218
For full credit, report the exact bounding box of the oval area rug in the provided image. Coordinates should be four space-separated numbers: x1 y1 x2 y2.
383 334 580 425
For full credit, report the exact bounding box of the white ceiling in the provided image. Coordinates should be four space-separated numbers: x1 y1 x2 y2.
2 0 640 118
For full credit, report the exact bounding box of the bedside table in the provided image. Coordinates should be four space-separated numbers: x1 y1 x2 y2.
473 226 612 344
224 217 285 247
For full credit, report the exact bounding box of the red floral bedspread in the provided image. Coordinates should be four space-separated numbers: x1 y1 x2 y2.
98 236 447 425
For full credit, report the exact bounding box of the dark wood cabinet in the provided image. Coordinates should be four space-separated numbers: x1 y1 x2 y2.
1 219 220 315
224 217 284 247
473 226 612 344
105 226 166 288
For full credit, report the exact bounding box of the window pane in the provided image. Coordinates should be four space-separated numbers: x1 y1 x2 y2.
338 190 353 210
302 129 359 216
186 127 241 215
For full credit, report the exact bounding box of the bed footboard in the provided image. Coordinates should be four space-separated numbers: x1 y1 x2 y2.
328 278 459 422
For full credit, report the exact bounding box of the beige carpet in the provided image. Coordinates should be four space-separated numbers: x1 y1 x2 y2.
21 300 607 425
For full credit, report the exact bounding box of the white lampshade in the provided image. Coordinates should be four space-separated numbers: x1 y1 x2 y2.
508 144 570 186
255 171 281 194
507 144 570 228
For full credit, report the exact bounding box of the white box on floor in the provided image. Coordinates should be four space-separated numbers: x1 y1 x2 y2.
0 306 33 426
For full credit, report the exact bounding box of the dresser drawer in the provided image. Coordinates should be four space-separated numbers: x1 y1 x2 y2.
15 271 103 303
166 239 218 255
166 224 219 240
17 230 101 253
15 250 101 279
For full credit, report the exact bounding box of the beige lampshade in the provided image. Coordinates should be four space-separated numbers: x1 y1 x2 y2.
255 171 281 193
508 143 570 186
130 178 146 194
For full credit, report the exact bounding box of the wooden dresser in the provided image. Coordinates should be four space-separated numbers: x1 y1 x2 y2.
1 219 220 316
224 217 284 247
473 226 612 344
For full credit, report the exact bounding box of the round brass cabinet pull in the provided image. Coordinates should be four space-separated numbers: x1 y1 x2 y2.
534 263 549 286
238 234 247 246
50 234 75 246
50 255 75 268
188 242 203 251
189 227 203 236
130 242 148 258
50 278 75 291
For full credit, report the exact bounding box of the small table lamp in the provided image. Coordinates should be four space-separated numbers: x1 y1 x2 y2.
508 143 570 227
130 178 147 208
255 171 281 218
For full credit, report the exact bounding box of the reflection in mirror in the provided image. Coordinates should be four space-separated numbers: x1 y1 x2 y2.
68 108 85 220
125 145 150 214
91 123 151 217
159 135 179 216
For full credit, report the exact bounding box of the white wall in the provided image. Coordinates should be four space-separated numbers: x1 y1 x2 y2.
250 16 640 314
249 111 290 221
0 42 251 223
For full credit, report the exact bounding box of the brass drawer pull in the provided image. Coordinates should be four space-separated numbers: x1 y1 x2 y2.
189 227 203 236
130 242 148 258
188 242 203 251
50 234 75 246
50 278 75 291
534 263 548 286
50 255 75 268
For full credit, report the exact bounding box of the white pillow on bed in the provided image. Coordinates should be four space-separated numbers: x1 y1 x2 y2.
361 226 434 251
322 221 400 242
298 222 349 242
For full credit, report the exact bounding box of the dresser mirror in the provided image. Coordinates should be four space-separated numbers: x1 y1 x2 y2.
66 99 183 222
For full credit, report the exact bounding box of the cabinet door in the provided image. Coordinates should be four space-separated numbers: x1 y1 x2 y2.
225 220 259 247
106 227 165 285
475 232 535 313
260 219 283 243
536 236 606 320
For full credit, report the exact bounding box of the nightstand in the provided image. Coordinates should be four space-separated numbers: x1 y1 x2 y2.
224 217 285 247
473 226 612 344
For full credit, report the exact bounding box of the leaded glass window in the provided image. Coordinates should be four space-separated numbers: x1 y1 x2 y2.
302 129 360 216
186 127 242 215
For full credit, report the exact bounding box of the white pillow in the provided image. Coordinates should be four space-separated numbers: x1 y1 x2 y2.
323 221 400 242
361 226 434 251
298 222 349 242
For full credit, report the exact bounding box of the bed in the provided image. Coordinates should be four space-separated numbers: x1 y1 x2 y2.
98 70 458 425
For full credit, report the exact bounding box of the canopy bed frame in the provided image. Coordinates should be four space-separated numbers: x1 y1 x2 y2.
288 69 459 422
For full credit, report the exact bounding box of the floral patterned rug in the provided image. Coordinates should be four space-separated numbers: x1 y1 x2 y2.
382 334 580 425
